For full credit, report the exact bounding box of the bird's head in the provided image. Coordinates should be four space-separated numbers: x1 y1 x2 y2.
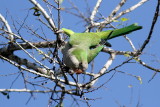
71 47 88 73
62 43 89 74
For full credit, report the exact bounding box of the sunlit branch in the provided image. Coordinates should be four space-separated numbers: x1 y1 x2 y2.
93 0 148 26
0 54 54 75
38 17 53 31
98 53 116 75
0 14 14 42
90 0 103 24
0 54 81 87
102 47 138 56
0 54 52 76
83 56 133 89
0 89 77 95
112 0 148 22
16 42 51 70
29 0 57 31
0 40 56 52
85 53 116 88
123 35 136 51
0 29 57 62
108 0 127 19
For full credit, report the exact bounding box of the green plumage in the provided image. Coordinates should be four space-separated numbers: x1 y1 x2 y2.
62 23 142 73
97 23 142 40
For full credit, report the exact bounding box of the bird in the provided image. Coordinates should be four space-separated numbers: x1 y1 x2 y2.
61 23 142 74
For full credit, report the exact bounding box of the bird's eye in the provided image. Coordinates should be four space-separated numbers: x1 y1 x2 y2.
89 45 97 49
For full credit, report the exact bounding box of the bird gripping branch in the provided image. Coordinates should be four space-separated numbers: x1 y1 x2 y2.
62 23 142 74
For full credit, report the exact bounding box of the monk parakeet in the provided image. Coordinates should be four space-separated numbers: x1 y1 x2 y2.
62 23 142 74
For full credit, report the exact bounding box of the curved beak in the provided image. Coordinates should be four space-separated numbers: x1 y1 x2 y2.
74 69 83 74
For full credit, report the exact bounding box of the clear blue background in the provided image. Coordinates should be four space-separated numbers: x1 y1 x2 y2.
0 0 160 107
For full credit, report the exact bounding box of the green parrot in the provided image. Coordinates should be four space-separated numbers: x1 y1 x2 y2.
62 23 142 74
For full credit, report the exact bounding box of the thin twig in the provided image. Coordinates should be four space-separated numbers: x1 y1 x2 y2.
92 0 148 26
85 53 116 88
138 59 160 72
139 0 159 52
123 35 136 51
29 0 57 31
108 0 127 19
15 41 51 71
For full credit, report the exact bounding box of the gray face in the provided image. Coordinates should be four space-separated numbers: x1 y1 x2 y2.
62 43 79 69
79 61 88 71
62 42 89 72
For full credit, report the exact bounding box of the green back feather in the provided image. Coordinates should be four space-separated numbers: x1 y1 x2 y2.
96 23 142 40
62 23 142 64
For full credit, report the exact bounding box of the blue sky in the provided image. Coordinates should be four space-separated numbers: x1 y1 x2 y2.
0 0 160 107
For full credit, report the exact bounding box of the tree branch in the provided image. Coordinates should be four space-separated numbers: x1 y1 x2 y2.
90 0 103 24
108 0 127 19
0 14 14 42
85 53 116 88
0 54 82 87
138 59 160 72
0 89 77 95
102 47 138 56
92 0 148 26
139 0 159 52
28 0 57 32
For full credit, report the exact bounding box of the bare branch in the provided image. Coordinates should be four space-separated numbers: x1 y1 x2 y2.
85 53 116 88
0 29 57 62
90 0 103 24
0 54 51 76
83 57 133 89
66 0 89 23
0 89 76 95
29 0 57 31
123 35 136 51
112 0 148 21
98 53 116 75
102 47 138 56
15 42 51 70
0 14 14 42
93 0 148 26
0 0 158 106
0 54 82 87
0 54 53 75
139 0 159 52
138 59 160 72
108 0 127 19
0 41 56 52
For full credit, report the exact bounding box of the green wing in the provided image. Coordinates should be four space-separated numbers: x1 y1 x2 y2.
62 23 142 43
62 23 142 65
95 23 142 40
88 45 104 63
